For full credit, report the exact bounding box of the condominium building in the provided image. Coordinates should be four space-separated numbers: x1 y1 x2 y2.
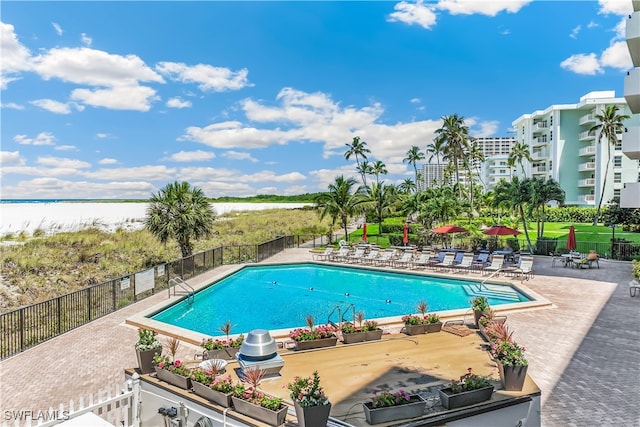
419 163 449 190
474 136 516 190
512 91 637 207
621 2 640 208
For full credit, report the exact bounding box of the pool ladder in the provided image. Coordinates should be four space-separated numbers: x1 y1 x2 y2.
169 276 195 304
327 303 356 327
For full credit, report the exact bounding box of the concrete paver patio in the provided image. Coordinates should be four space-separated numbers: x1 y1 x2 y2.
1 249 639 426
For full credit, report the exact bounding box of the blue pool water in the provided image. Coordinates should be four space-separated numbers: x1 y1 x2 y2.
151 263 532 336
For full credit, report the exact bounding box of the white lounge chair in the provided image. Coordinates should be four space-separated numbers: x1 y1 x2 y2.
505 256 534 279
330 247 350 262
453 253 475 272
345 248 366 263
375 250 396 267
484 254 505 275
313 247 334 261
412 252 433 269
393 251 414 268
433 252 456 270
360 249 380 265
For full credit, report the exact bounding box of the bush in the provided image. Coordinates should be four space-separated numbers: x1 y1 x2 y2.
535 237 558 255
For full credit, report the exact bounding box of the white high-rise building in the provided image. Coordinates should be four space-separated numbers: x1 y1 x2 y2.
419 163 449 190
512 91 637 207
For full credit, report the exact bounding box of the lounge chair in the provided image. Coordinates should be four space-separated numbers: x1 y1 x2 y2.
505 256 534 279
433 252 456 271
472 252 490 271
427 251 447 268
452 251 465 265
453 253 475 272
313 247 334 261
345 248 366 263
360 249 380 265
483 254 505 275
330 247 350 262
393 250 414 268
374 250 395 267
412 251 433 269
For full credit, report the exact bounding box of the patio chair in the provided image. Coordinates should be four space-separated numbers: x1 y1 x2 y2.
586 250 600 268
345 247 366 263
472 252 490 271
452 251 465 265
453 253 475 272
330 246 350 262
483 254 505 275
412 251 433 269
313 247 334 261
550 252 564 267
374 250 396 267
360 249 380 265
427 251 447 268
505 256 534 279
433 252 456 271
630 279 640 297
393 250 415 268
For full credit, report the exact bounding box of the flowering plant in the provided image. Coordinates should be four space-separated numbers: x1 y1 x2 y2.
470 296 490 312
402 314 425 325
288 324 337 342
341 322 360 334
287 371 330 407
210 375 235 393
371 390 412 408
425 313 440 324
135 328 162 351
448 368 492 394
201 335 244 350
152 354 191 376
490 340 528 367
191 368 216 386
362 320 379 331
233 384 285 410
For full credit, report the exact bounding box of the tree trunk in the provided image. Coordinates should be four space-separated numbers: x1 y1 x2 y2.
519 206 535 253
593 145 611 226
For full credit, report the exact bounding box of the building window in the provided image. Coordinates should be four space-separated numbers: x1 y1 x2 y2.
614 156 622 167
615 140 622 150
614 189 620 198
613 172 622 183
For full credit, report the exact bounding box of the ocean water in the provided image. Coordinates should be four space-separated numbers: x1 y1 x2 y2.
0 201 311 235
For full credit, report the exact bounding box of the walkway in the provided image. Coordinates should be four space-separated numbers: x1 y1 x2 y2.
1 250 638 426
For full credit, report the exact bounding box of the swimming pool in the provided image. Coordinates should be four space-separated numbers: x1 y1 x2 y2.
150 263 533 336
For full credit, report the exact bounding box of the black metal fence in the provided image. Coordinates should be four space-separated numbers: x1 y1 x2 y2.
0 234 322 360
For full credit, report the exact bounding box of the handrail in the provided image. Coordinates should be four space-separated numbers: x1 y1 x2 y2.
169 276 195 304
479 269 504 290
327 303 356 326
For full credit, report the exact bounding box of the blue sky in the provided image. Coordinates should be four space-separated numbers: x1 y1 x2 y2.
0 0 634 200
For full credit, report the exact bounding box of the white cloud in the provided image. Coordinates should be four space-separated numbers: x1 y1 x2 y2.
54 145 77 151
52 22 63 36
169 150 216 162
98 158 118 165
410 98 421 104
256 186 279 195
1 102 24 110
30 99 72 114
14 132 56 145
222 151 258 162
166 97 192 109
37 156 91 169
387 1 438 30
194 181 255 198
472 120 499 138
0 178 156 200
560 53 603 75
597 0 633 16
436 0 532 16
96 133 111 139
81 33 92 46
0 151 25 166
71 84 159 111
155 62 251 92
83 165 176 181
570 25 581 39
600 41 633 70
238 170 306 183
499 28 510 36
0 22 32 89
587 21 599 29
282 185 308 196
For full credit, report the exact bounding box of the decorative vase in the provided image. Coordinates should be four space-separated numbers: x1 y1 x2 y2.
404 324 426 335
192 381 233 407
425 322 442 333
473 311 488 328
497 362 528 391
438 385 494 410
362 395 425 424
365 329 383 341
231 397 287 426
136 348 161 374
154 367 191 390
294 337 338 351
342 331 367 344
293 401 331 427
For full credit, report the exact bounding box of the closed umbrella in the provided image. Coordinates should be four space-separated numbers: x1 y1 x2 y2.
432 225 468 248
566 225 576 251
362 223 367 241
403 223 409 245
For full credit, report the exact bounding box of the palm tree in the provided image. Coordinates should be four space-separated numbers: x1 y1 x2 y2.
315 176 364 242
589 104 630 225
145 181 215 258
403 146 425 186
434 114 472 195
356 160 373 187
527 178 565 237
507 141 533 177
398 178 416 194
425 137 447 167
361 182 396 234
344 136 371 187
371 160 388 186
492 178 535 253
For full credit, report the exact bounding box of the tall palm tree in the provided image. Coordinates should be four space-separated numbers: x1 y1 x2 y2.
361 182 396 234
344 136 371 187
398 178 416 194
145 181 215 258
371 160 388 186
527 178 565 237
426 137 447 167
589 104 630 225
434 114 471 195
315 176 364 242
356 160 373 187
507 141 533 177
492 177 535 253
403 146 425 186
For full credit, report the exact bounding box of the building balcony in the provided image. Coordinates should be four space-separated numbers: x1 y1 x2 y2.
627 11 640 66
622 123 640 160
624 68 640 114
531 136 548 146
531 166 547 174
579 194 596 204
578 113 596 125
578 145 597 156
579 130 596 141
578 162 596 171
578 178 596 187
531 150 549 160
621 182 640 208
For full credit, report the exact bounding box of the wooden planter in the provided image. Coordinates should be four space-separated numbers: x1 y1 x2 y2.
204 347 239 360
154 367 191 390
404 324 426 335
425 322 442 333
136 348 161 374
438 385 494 410
294 337 338 351
192 381 233 407
473 311 488 328
497 362 528 391
365 329 383 341
362 395 425 424
231 396 287 426
342 331 367 344
293 401 331 427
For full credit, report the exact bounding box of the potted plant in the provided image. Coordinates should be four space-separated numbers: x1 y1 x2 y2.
231 368 287 426
152 354 192 390
490 339 529 391
201 334 245 360
289 315 338 351
478 311 509 343
424 313 442 333
191 360 231 406
438 368 494 410
134 328 163 374
363 319 383 341
341 321 367 344
403 301 428 335
470 296 490 328
287 370 331 427
362 389 426 424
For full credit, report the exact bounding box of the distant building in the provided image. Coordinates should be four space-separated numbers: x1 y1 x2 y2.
419 163 449 190
474 136 516 191
512 91 637 207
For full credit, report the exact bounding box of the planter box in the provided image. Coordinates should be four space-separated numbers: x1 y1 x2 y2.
342 331 367 344
136 348 161 374
365 329 383 341
294 337 338 351
404 324 426 335
204 348 239 361
497 362 528 391
231 396 287 426
192 381 233 407
438 385 494 409
154 367 191 390
293 401 331 427
425 322 442 333
473 311 488 328
362 395 425 424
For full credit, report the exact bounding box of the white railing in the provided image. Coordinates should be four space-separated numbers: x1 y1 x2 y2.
579 194 596 203
578 178 596 187
578 146 596 156
579 113 595 125
532 136 547 145
534 121 548 129
531 166 547 174
531 150 549 159
579 130 596 140
578 162 596 171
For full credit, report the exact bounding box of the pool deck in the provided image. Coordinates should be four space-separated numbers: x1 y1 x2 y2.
1 249 639 426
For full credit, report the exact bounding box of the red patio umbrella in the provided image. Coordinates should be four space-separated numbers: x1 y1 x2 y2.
362 223 367 241
482 225 522 236
566 225 576 251
432 225 468 248
403 222 409 245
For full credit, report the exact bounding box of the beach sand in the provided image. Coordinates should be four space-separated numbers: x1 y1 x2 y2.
0 202 311 236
